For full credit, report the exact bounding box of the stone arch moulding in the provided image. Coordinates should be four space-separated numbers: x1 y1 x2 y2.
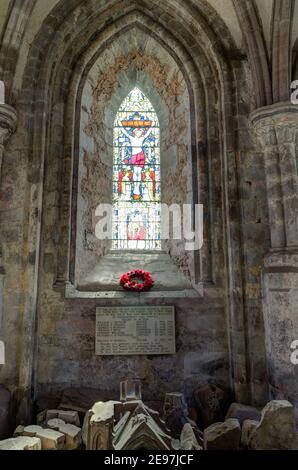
28 1 240 298
66 23 204 298
64 18 205 294
43 12 246 393
232 0 272 107
15 1 252 413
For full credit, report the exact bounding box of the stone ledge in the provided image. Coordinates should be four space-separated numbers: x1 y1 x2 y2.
65 281 203 300
77 252 193 291
64 251 203 299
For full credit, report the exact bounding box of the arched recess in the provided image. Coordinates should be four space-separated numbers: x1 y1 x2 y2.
55 9 228 293
71 25 199 289
1 0 264 418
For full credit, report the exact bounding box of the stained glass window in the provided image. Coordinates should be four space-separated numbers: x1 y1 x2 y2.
112 88 161 250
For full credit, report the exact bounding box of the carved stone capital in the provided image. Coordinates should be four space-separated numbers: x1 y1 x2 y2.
0 103 17 146
250 102 298 148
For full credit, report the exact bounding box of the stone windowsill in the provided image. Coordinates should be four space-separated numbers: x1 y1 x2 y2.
64 250 203 299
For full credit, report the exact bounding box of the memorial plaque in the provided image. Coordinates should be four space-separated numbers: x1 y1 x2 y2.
96 306 175 355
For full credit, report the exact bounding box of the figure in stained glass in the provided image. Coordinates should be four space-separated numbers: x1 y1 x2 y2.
112 88 161 250
117 114 155 200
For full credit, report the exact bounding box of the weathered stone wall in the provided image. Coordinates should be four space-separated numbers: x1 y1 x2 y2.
35 297 229 403
0 0 278 420
35 25 230 403
232 59 271 405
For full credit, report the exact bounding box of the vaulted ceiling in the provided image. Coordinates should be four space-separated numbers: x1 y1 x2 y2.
0 0 297 108
1 1 296 50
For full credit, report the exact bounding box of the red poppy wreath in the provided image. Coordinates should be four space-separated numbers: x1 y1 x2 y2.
120 269 154 292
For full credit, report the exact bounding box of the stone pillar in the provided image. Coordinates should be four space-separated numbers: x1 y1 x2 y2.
0 255 5 365
0 89 18 366
250 103 298 413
